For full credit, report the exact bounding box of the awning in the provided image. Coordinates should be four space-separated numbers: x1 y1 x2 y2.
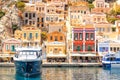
71 53 97 57
47 54 67 58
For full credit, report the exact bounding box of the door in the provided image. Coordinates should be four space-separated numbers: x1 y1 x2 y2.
11 45 15 52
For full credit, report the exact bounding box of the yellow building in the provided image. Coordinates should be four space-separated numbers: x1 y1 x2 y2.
46 31 67 63
14 25 41 47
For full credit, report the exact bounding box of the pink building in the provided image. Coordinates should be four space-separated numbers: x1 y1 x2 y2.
2 38 22 54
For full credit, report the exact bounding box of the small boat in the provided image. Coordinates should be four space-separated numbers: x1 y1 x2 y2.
102 52 120 69
13 47 42 77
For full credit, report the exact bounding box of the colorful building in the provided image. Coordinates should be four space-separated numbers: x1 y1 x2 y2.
46 31 67 63
98 39 120 56
71 24 99 63
2 38 22 54
14 25 41 47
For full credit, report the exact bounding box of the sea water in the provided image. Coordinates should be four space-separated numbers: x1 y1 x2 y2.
0 67 120 80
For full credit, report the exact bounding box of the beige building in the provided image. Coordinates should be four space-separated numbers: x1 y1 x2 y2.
91 13 108 23
35 2 46 28
69 1 90 26
14 25 41 47
45 2 67 33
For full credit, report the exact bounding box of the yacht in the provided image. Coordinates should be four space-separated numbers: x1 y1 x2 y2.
13 47 42 77
102 51 120 69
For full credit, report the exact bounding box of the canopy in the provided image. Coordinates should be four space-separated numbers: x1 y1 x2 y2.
71 53 96 57
47 54 67 57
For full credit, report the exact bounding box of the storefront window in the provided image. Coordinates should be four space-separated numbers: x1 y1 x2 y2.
85 33 89 40
87 45 92 51
74 33 78 40
79 33 83 40
90 33 94 40
76 46 81 51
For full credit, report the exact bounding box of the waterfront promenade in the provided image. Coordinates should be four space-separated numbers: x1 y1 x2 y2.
0 62 102 67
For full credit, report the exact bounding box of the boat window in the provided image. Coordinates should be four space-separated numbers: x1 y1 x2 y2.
33 52 36 55
29 52 34 55
23 52 26 55
110 57 115 61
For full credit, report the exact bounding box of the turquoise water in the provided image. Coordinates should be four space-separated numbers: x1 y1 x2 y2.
0 67 120 80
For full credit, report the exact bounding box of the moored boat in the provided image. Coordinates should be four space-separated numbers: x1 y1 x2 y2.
13 47 42 77
102 52 120 69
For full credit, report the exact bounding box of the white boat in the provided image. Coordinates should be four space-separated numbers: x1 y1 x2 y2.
13 47 42 77
102 51 120 69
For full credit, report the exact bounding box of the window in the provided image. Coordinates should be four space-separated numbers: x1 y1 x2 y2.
36 33 38 39
37 18 39 22
55 36 58 41
114 47 116 52
84 11 86 14
107 27 110 32
90 33 94 40
25 19 28 24
33 13 35 17
94 18 96 21
24 33 26 38
117 47 119 51
60 36 63 40
33 21 35 24
59 29 61 32
74 33 78 40
46 17 49 21
81 11 83 13
53 48 58 54
29 21 32 25
25 13 28 17
55 17 58 21
29 33 32 39
39 8 41 11
85 33 89 40
41 24 44 27
97 18 100 22
41 18 44 22
50 36 52 40
110 47 112 51
71 15 73 18
36 7 38 10
29 13 31 19
6 45 9 50
42 7 44 11
79 33 83 40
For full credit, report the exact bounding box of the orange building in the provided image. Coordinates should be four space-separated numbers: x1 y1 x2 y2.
46 31 67 63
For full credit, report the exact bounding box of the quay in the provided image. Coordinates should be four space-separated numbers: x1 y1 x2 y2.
0 63 102 67
42 63 102 67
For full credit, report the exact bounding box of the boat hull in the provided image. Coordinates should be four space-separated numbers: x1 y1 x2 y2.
14 61 42 77
103 63 120 69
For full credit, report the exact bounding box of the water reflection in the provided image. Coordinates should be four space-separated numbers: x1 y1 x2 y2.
0 67 120 80
15 74 41 80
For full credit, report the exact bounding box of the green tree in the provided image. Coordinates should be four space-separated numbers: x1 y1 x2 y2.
0 10 5 19
88 3 94 11
87 0 95 4
16 1 25 11
12 24 18 34
41 32 47 41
